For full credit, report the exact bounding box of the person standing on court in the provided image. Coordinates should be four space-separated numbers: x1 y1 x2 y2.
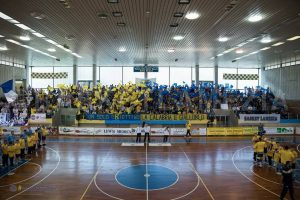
185 121 191 137
163 127 170 143
7 142 15 166
280 146 294 167
136 124 142 143
252 133 259 162
144 123 151 143
280 161 295 200
253 137 266 167
1 140 9 167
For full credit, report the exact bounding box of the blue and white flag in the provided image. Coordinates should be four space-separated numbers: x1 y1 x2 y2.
0 80 18 103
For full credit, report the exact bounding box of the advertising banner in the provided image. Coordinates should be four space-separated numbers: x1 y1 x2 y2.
141 114 207 121
264 127 294 134
59 127 207 136
30 113 47 122
207 127 257 136
85 114 140 121
239 114 280 124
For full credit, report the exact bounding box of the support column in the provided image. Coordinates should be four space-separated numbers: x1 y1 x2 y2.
25 64 30 88
195 64 199 87
73 64 77 85
93 64 97 87
214 57 218 85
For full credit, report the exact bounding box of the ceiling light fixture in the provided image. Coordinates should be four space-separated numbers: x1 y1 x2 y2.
260 36 272 43
30 12 46 20
112 11 123 17
47 48 56 52
98 13 108 19
107 0 119 3
272 42 285 46
185 12 200 20
260 47 271 51
8 19 19 24
287 36 300 41
173 35 184 40
218 37 229 42
71 53 82 58
0 12 12 20
178 0 190 5
236 49 244 54
170 23 179 28
0 35 4 37
117 22 126 27
174 12 184 17
0 46 8 51
167 48 175 53
217 53 224 57
15 24 31 30
249 51 259 55
6 39 56 59
45 39 57 45
19 35 31 41
118 47 126 52
247 14 263 22
32 32 45 38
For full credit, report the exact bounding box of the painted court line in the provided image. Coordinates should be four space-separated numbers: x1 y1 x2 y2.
232 146 287 199
80 149 112 200
6 147 61 200
0 160 30 179
0 162 42 188
145 143 149 200
181 150 215 200
297 144 300 153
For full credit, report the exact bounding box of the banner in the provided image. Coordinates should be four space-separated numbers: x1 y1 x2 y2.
296 127 300 135
30 113 47 122
85 114 140 121
264 127 294 134
141 114 207 121
59 127 206 136
239 114 280 124
31 72 68 79
0 113 8 125
207 127 257 136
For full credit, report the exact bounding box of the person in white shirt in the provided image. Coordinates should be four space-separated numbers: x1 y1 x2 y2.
144 123 151 143
163 127 170 143
136 125 142 143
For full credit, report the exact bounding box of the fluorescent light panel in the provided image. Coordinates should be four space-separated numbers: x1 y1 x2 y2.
15 23 31 30
287 36 300 41
0 34 4 37
6 39 56 59
272 42 284 46
260 47 271 51
0 11 82 58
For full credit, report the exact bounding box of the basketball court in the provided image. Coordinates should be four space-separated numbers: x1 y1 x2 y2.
0 135 299 200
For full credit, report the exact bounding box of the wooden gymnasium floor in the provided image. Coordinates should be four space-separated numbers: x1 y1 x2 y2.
0 135 299 200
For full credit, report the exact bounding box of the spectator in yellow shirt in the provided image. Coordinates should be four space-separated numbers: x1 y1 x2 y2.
253 137 266 167
7 143 15 166
14 140 21 163
1 141 9 167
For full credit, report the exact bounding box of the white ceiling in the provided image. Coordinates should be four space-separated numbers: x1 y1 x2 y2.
0 0 299 68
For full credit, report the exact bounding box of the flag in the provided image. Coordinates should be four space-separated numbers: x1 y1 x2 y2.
0 80 18 103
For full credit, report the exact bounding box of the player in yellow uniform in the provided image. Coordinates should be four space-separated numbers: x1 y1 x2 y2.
280 146 294 167
7 143 15 166
33 130 39 152
41 126 48 146
253 137 266 167
252 134 259 161
185 121 191 137
14 140 21 163
1 141 9 167
27 136 33 155
266 141 276 166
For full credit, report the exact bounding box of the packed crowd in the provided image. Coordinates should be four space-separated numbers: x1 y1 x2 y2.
252 134 298 199
0 126 48 168
0 82 288 123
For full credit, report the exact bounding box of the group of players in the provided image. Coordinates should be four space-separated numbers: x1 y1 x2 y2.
252 133 298 200
134 121 192 143
1 127 48 168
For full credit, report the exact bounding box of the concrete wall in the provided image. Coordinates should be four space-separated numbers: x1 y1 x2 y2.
261 64 300 100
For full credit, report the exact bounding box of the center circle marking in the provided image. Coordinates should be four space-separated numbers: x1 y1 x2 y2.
115 164 178 190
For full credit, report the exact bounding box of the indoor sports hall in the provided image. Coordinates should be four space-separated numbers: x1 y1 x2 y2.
0 0 300 200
